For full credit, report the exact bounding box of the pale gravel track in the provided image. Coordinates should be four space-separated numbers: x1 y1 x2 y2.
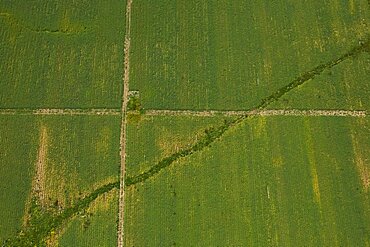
117 0 132 246
0 108 366 117
144 109 367 117
0 108 121 115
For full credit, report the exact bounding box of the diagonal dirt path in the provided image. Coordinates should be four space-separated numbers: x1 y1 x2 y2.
117 0 132 246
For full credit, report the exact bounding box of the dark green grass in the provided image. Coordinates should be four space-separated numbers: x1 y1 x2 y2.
0 0 126 108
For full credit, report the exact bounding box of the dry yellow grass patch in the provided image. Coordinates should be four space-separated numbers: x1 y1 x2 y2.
157 128 202 158
304 119 321 205
23 125 49 226
44 160 79 209
272 156 283 168
251 117 267 139
33 125 48 207
351 133 369 192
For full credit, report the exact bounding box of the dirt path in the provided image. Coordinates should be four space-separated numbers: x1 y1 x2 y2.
0 108 120 115
117 0 132 246
0 108 366 118
33 125 48 207
145 109 367 117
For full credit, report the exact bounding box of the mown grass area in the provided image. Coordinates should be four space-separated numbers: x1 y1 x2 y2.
130 0 369 110
269 52 370 110
0 0 126 108
0 116 38 242
126 115 226 177
124 116 370 246
0 115 121 246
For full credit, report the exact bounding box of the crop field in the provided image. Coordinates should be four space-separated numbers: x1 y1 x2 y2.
270 51 370 110
124 116 370 246
0 0 369 246
0 0 126 108
0 115 121 245
130 0 369 110
126 115 226 176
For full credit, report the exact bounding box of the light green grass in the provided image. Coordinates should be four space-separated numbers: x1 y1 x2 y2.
0 0 126 108
130 0 369 110
124 116 370 246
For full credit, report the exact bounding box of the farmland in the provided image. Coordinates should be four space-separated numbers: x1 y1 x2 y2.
124 116 370 246
0 115 121 246
0 0 126 108
129 0 369 110
0 116 37 242
0 0 369 246
126 115 226 176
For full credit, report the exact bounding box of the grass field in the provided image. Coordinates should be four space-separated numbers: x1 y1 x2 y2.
0 0 369 246
124 116 370 246
130 0 369 110
0 0 126 108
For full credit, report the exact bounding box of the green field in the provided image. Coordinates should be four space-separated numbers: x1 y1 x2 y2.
126 115 226 176
0 0 126 108
1 0 369 246
269 51 370 110
0 115 120 246
0 116 38 241
59 192 118 247
125 116 370 246
130 0 369 110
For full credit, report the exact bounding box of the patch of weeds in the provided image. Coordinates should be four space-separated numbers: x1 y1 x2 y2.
127 90 145 124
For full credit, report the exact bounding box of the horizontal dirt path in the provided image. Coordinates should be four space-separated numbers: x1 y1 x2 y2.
0 108 121 115
145 109 367 117
0 108 366 118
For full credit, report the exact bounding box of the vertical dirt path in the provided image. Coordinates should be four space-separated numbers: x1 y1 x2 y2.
24 125 49 226
33 125 48 207
118 0 132 246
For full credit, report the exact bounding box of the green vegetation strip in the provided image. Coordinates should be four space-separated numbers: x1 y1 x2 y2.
0 11 88 35
125 38 370 186
2 182 119 246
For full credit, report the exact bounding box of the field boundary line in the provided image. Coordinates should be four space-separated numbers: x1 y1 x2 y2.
144 109 367 117
118 0 132 246
0 108 121 115
0 108 365 118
